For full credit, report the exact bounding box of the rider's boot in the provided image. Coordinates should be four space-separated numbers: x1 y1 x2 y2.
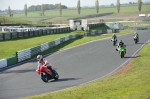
47 66 55 76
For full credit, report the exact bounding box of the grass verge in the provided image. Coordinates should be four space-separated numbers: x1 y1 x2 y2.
20 35 150 99
0 31 81 59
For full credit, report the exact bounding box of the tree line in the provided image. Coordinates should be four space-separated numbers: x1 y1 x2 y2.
27 4 67 12
7 0 143 17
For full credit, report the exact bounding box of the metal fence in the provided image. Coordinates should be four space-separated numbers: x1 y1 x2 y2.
0 27 70 41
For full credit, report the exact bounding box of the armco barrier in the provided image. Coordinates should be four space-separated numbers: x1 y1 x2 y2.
0 33 3 40
84 29 114 36
16 34 79 63
30 45 41 56
55 38 61 46
40 42 49 52
0 56 18 68
48 41 55 48
12 32 18 38
0 59 7 68
0 34 79 68
6 56 17 66
60 37 66 43
17 48 31 62
65 35 70 41
89 23 104 29
107 29 113 33
84 30 104 36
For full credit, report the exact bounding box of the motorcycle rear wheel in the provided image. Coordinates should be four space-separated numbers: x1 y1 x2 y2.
134 39 138 44
113 41 116 46
53 70 59 80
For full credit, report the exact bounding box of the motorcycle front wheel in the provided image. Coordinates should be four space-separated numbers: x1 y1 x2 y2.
120 51 124 58
41 73 49 82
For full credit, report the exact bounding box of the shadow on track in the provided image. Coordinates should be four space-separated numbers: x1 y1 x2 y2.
0 69 35 74
124 55 141 59
50 78 80 82
136 42 145 44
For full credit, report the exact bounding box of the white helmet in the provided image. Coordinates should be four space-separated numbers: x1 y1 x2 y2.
37 55 43 61
113 33 115 36
119 40 122 42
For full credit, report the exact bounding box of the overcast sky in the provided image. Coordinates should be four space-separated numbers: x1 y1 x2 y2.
0 0 149 10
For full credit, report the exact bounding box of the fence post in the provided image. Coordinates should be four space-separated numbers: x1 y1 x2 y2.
23 32 25 38
33 31 35 36
28 31 30 37
41 30 43 35
2 33 5 40
17 32 19 38
10 33 12 39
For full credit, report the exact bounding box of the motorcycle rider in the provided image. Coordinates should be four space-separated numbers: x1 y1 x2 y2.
111 33 117 41
116 40 126 53
133 32 139 41
37 55 55 76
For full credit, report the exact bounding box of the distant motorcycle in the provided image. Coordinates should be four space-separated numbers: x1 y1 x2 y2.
116 45 126 58
133 35 139 44
111 38 117 46
36 64 59 82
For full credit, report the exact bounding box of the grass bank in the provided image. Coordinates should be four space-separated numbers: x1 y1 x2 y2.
20 35 150 99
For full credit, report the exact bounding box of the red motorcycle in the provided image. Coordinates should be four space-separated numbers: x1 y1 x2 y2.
36 64 59 82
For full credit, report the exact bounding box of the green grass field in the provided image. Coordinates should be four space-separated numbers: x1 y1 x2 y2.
0 31 78 59
20 35 150 99
1 4 150 23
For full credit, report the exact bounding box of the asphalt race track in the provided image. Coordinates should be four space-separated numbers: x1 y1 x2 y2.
0 30 150 99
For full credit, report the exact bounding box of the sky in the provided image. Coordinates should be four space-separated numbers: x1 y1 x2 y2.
0 0 150 10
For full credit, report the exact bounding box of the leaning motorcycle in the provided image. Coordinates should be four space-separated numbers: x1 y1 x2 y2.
111 38 117 46
133 35 139 44
36 64 59 82
116 45 126 58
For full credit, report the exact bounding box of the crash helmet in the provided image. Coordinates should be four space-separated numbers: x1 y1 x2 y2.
37 55 43 61
119 40 122 42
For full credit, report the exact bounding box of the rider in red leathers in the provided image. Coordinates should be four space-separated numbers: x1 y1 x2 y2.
37 55 54 75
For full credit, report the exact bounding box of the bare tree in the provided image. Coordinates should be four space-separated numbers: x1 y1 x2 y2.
116 0 120 13
41 4 44 16
8 6 11 16
95 0 99 13
24 4 27 17
59 3 62 15
77 0 81 14
138 0 142 11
